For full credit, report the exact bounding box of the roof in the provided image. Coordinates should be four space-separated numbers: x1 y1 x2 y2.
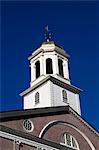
28 41 70 61
20 75 81 96
42 41 64 49
0 124 75 150
0 105 98 137
0 106 69 122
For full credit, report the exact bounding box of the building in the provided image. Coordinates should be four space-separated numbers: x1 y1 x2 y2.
0 28 99 150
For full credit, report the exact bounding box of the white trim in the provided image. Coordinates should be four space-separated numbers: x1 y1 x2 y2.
60 143 78 150
39 120 58 138
60 133 79 150
69 108 99 136
23 119 34 132
0 131 58 150
39 120 96 150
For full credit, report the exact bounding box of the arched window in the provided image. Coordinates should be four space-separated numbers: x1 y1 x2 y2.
58 59 64 77
35 92 39 105
35 61 40 79
62 90 67 103
46 58 53 74
23 119 34 132
61 133 79 149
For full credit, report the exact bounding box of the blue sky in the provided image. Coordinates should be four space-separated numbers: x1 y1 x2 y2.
1 1 99 131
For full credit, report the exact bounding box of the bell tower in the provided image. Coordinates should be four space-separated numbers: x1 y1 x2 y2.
20 27 81 115
29 40 70 87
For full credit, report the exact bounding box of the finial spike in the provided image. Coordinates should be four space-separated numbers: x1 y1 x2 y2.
45 25 51 42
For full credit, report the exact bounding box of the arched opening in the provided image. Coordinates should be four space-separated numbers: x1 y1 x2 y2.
61 133 79 149
46 58 53 74
39 120 95 150
35 92 39 105
62 90 67 103
35 61 40 79
58 59 64 77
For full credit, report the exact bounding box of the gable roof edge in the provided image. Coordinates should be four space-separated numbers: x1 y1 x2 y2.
69 107 99 137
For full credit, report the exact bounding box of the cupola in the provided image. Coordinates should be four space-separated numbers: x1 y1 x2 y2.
28 40 70 87
20 26 81 115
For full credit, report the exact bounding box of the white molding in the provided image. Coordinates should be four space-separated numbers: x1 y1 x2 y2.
23 119 34 133
39 120 58 138
0 131 58 150
39 120 96 150
69 108 99 136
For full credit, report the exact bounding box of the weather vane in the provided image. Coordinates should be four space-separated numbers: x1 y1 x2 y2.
45 25 51 42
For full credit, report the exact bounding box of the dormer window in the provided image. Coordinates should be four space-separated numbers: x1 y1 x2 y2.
58 59 64 77
62 90 67 103
46 58 53 74
35 61 40 79
61 133 79 149
35 92 39 105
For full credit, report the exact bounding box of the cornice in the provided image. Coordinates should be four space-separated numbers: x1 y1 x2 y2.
0 105 98 137
0 125 73 150
69 107 99 137
0 106 69 122
20 75 81 96
28 41 69 61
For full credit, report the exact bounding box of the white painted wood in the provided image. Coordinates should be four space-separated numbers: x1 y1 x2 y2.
63 59 69 80
30 43 70 85
39 121 96 150
0 131 58 150
24 80 81 115
23 42 81 115
24 81 51 109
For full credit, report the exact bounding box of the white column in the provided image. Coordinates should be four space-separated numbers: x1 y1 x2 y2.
43 56 46 75
13 140 16 150
31 61 35 82
63 59 69 80
40 55 44 75
53 54 58 75
16 141 22 150
76 94 81 115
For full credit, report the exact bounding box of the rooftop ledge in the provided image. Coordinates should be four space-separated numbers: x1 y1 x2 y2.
20 75 82 97
28 41 70 61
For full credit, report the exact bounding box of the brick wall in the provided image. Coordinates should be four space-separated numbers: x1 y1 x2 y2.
1 112 99 150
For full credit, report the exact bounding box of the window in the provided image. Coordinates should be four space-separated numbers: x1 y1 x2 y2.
35 92 39 105
37 148 46 150
23 119 34 132
62 90 67 103
58 59 64 77
35 61 40 79
61 133 79 149
46 58 53 74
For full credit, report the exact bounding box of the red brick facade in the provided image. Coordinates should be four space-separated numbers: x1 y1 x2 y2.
0 137 37 150
0 108 99 150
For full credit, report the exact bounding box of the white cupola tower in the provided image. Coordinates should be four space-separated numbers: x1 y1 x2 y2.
29 40 70 87
20 27 81 115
